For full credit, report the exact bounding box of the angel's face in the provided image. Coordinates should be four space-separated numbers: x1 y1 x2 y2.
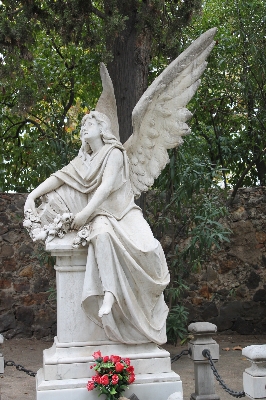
81 117 101 151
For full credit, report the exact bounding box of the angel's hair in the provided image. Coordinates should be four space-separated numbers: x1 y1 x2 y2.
78 111 120 159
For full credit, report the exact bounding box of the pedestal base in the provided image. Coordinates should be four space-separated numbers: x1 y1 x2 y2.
36 337 183 400
36 369 182 400
190 394 220 400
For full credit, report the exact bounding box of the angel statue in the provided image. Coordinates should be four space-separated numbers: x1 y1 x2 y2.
24 28 216 345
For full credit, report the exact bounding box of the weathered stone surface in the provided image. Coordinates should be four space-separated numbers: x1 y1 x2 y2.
33 276 50 293
209 316 233 331
246 271 261 289
32 325 52 340
201 302 218 321
199 284 212 299
231 206 248 221
0 213 9 226
0 279 12 289
1 244 14 257
257 317 266 333
253 289 266 302
0 193 56 340
235 285 247 298
0 225 9 235
16 306 35 326
19 265 34 278
18 243 34 258
200 265 218 282
242 301 266 319
34 308 56 329
218 258 239 274
2 231 21 244
22 293 50 306
228 220 261 263
220 301 243 321
256 231 266 243
13 281 30 292
0 293 13 311
1 258 17 271
232 317 255 335
184 187 266 334
0 311 16 331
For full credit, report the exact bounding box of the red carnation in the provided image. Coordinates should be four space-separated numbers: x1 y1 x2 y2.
127 365 134 373
103 356 110 362
100 374 109 385
92 375 101 384
128 373 135 384
110 355 121 363
92 350 102 360
111 374 119 385
115 362 124 372
87 381 95 391
123 358 131 366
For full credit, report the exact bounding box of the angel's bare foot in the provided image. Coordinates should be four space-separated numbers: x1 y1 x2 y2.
98 291 115 317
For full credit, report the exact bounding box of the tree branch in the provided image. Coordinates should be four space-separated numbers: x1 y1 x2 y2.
91 5 107 19
51 39 65 61
64 77 75 115
25 119 46 136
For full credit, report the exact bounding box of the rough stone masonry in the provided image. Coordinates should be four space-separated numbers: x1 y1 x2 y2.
0 193 56 339
182 187 266 334
0 187 266 339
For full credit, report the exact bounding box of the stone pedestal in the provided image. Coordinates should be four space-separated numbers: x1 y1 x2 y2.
36 234 183 399
188 322 220 400
243 345 266 400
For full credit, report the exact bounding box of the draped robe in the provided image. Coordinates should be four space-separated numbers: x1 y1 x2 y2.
39 143 170 344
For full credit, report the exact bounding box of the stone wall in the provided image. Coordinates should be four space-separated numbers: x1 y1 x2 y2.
0 193 56 339
183 187 266 334
0 188 266 339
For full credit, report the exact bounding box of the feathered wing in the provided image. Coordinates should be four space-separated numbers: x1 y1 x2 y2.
124 28 217 198
95 62 120 141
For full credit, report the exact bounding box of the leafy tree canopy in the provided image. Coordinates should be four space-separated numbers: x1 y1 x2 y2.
181 0 266 200
0 0 201 192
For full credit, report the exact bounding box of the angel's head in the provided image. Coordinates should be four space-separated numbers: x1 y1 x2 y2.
79 111 120 158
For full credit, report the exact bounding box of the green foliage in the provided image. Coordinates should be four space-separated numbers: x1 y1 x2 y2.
0 0 202 192
180 0 266 194
33 243 56 269
166 304 189 345
47 286 57 302
147 136 231 344
0 14 102 191
148 139 231 271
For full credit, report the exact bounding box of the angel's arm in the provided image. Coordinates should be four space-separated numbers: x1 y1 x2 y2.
24 176 64 214
71 149 123 230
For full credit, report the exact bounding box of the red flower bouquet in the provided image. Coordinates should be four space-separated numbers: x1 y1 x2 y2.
87 351 135 400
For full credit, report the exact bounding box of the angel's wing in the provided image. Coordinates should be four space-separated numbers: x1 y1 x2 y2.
124 28 217 198
95 62 120 141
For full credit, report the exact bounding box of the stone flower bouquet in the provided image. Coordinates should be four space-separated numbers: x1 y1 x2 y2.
87 351 135 400
23 210 92 247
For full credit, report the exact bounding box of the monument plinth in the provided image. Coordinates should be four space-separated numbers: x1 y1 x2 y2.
36 236 182 399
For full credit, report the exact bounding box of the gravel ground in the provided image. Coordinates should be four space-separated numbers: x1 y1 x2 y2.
1 334 265 400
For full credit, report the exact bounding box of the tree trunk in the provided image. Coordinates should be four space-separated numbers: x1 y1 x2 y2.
106 5 152 144
256 157 266 186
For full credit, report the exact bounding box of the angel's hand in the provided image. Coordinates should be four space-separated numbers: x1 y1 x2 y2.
24 195 37 215
71 211 89 230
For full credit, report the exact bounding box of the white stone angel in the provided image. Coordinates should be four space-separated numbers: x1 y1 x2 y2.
24 28 216 345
